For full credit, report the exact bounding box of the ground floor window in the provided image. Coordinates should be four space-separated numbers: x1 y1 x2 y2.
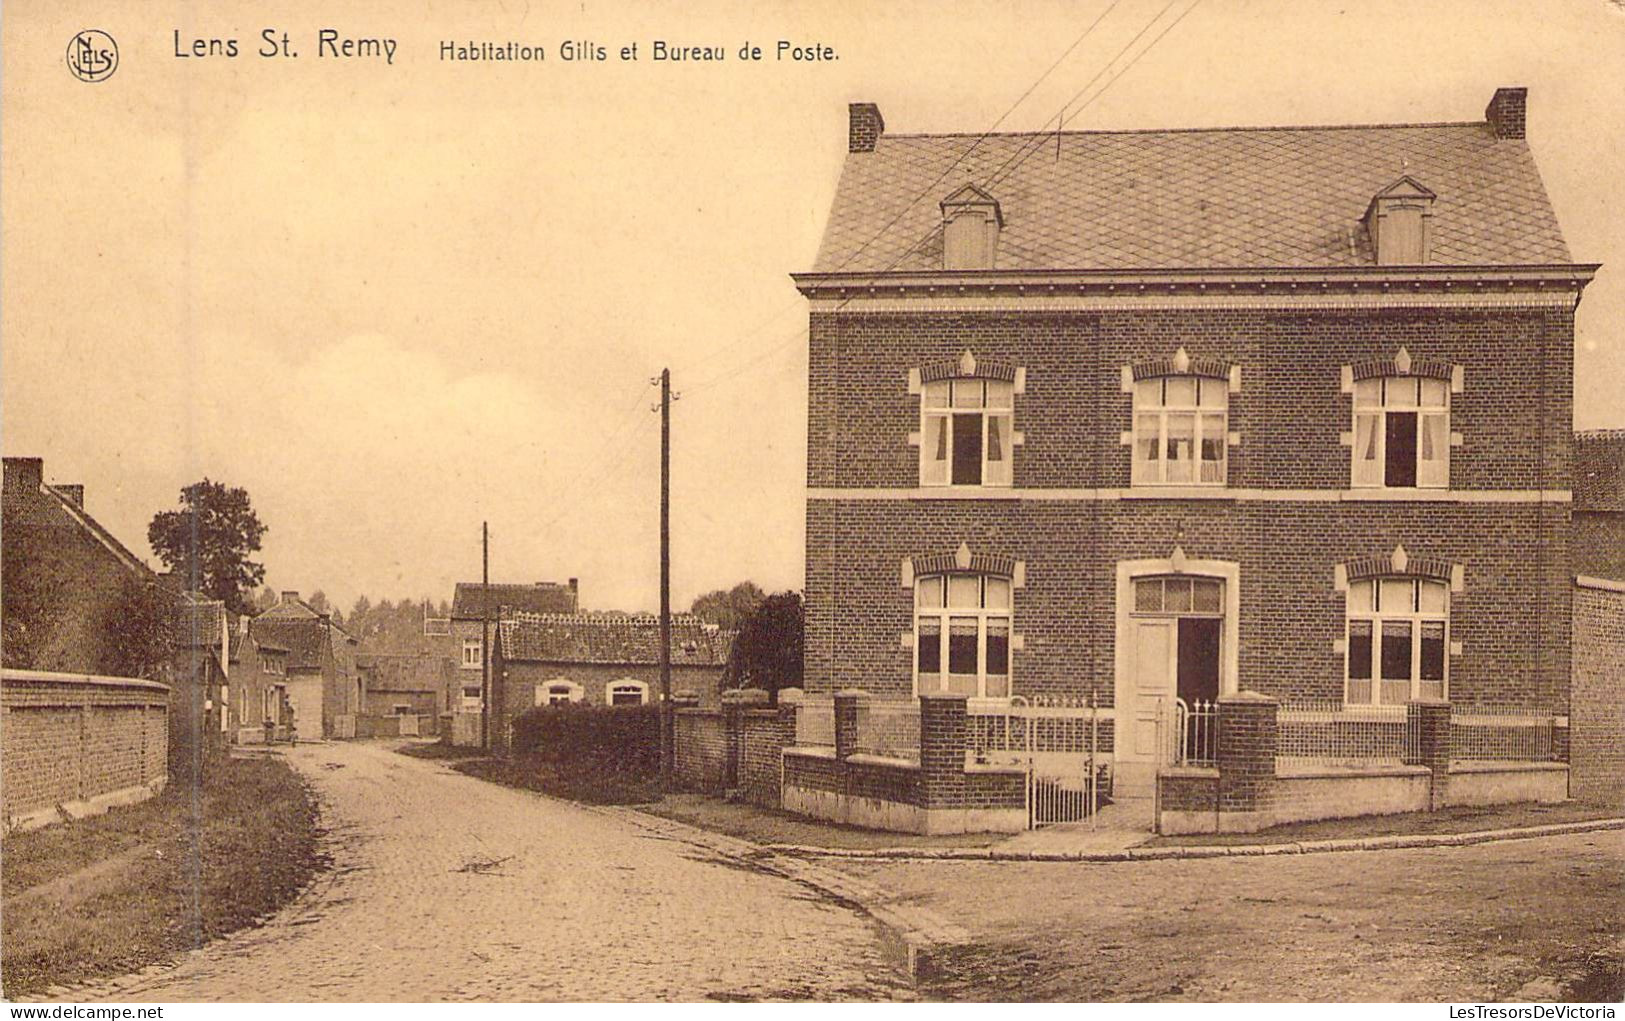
536 679 583 706
915 572 1011 697
608 679 649 706
462 684 483 710
1346 577 1447 705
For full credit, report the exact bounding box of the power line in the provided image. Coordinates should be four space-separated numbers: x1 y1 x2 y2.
672 0 1126 382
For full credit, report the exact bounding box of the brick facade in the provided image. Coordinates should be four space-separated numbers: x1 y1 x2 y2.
491 661 720 753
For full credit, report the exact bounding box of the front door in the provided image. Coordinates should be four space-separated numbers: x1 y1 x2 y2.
1116 575 1226 797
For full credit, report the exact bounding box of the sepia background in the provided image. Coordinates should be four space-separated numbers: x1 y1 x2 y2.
4 0 1622 614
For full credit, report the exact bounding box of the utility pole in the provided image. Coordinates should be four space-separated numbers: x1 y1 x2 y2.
482 520 491 752
658 368 674 789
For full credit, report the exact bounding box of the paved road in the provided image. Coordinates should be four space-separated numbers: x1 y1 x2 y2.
96 742 907 1002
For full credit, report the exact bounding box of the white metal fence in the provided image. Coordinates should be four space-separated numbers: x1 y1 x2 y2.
1275 700 1411 769
970 695 1105 828
1450 706 1559 764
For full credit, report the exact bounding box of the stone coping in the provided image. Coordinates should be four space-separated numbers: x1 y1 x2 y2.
759 818 1625 862
1 668 171 693
963 761 1027 776
1275 763 1431 780
1447 760 1570 775
1160 765 1220 779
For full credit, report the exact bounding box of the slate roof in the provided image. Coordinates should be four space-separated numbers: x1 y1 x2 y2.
451 582 578 619
811 121 1572 274
496 613 731 668
1575 429 1625 513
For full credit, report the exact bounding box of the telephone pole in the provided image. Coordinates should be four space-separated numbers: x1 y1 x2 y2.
658 368 674 789
481 520 491 751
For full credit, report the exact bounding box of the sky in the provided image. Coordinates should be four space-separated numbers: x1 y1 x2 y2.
4 0 1623 615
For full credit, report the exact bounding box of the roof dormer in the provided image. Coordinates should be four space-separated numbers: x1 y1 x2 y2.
1364 176 1436 266
940 184 1003 270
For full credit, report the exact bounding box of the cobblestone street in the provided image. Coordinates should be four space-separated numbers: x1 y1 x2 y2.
82 742 907 1002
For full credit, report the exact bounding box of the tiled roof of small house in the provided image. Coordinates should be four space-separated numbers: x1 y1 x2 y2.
357 652 452 692
1575 429 1625 513
248 617 329 670
497 612 731 667
811 120 1571 274
174 598 227 649
451 581 578 619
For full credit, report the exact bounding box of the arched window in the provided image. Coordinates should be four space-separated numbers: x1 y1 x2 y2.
1346 577 1448 705
607 679 649 706
1131 375 1228 486
915 573 1011 697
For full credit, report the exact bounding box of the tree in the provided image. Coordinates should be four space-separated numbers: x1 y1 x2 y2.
725 591 804 703
147 479 267 616
306 590 330 614
99 577 179 679
255 586 279 612
690 581 766 631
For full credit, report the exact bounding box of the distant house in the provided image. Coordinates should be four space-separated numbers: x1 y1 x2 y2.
357 651 450 719
249 591 363 739
489 611 731 752
228 625 292 742
440 579 579 713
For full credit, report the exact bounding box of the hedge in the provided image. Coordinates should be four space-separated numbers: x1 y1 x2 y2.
510 702 661 774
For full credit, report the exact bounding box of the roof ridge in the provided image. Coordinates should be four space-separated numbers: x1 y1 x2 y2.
880 120 1487 142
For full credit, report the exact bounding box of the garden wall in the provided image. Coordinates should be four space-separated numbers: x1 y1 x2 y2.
1 669 170 831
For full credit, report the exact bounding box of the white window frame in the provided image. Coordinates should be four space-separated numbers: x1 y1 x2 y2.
919 379 1014 488
1351 376 1450 490
913 573 1013 698
460 638 482 670
1345 577 1449 707
461 684 483 710
1131 375 1229 487
606 678 650 706
536 678 584 706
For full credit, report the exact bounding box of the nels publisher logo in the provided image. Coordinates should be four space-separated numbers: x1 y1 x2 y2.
66 29 118 82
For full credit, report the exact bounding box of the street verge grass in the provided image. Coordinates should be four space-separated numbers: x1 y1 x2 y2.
0 753 323 1000
427 750 665 804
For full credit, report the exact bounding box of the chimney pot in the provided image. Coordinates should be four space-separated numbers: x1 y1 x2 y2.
1486 86 1527 139
848 102 884 153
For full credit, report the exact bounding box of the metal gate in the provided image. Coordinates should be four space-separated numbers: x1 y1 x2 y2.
970 696 1104 829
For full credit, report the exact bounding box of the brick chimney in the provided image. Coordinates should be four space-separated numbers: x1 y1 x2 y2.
55 484 84 508
849 102 884 153
2 457 43 501
1486 86 1527 139
281 590 301 603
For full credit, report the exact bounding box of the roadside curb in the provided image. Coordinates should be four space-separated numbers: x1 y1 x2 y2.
602 805 968 982
753 817 1625 862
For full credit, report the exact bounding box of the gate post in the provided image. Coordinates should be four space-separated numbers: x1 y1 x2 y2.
1405 699 1452 810
919 692 969 819
833 689 868 761
1215 691 1278 833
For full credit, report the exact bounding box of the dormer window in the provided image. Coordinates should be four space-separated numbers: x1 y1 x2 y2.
1364 176 1436 266
940 184 1002 270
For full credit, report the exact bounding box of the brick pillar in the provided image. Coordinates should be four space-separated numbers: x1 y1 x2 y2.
776 688 803 749
1215 692 1278 832
1406 700 1452 810
720 689 766 788
833 689 868 761
918 692 968 810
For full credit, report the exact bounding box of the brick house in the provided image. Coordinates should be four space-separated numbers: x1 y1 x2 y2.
439 579 579 713
357 651 450 727
249 590 362 739
227 624 292 743
793 88 1598 803
1573 430 1624 582
489 611 731 753
1570 430 1624 805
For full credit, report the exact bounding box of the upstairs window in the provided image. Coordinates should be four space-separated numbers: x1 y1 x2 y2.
921 379 1013 487
1132 375 1228 486
915 573 1011 698
1345 577 1448 706
1353 377 1448 489
460 638 482 669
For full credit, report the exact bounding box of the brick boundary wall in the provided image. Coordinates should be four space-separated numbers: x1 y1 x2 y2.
1572 578 1625 806
672 691 798 807
1 669 170 832
1158 692 1568 834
